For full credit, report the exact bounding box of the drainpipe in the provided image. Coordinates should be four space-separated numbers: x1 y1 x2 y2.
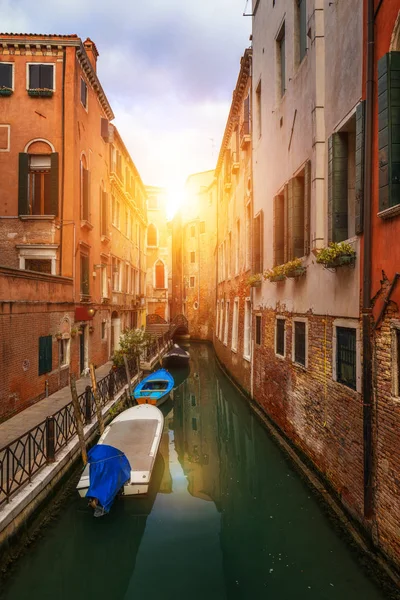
362 0 374 520
59 47 66 276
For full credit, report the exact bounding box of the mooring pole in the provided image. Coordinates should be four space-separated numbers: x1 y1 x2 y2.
123 354 132 397
70 374 87 466
89 363 104 435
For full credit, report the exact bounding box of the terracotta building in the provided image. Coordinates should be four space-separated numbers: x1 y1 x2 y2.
214 48 253 391
145 186 171 322
0 33 147 420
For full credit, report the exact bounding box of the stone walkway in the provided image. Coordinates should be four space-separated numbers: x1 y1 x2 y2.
0 362 113 449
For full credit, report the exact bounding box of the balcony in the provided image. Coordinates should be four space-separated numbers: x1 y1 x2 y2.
240 120 251 149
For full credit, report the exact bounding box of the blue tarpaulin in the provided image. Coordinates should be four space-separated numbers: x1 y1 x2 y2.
87 444 131 513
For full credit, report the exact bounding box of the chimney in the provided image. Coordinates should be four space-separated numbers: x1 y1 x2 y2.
83 38 99 72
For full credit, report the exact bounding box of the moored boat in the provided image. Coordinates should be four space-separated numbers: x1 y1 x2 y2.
77 404 164 515
162 344 190 368
132 368 174 407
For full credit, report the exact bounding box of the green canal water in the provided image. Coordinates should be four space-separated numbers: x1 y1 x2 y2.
0 344 391 600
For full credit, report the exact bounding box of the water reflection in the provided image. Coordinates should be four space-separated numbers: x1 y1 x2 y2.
1 344 387 600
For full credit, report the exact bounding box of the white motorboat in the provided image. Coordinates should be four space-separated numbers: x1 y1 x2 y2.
77 404 164 500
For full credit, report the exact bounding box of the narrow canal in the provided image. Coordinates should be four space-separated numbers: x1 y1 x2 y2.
1 344 390 600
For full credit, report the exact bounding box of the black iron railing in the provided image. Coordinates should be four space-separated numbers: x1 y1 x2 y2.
0 361 137 509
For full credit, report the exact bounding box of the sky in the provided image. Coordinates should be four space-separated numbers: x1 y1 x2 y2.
1 0 251 211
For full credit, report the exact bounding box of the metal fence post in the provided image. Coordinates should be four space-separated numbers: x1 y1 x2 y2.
46 416 55 464
85 385 92 425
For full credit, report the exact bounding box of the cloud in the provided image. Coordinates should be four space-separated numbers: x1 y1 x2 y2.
2 0 251 186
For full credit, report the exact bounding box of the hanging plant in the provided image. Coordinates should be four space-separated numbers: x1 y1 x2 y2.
246 273 262 287
284 258 307 278
0 87 13 96
55 332 63 341
316 242 356 269
28 88 53 97
70 328 78 338
264 264 286 283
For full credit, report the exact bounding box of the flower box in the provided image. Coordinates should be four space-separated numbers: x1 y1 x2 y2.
322 255 355 269
251 280 262 287
28 88 54 97
0 88 13 96
286 267 307 278
269 274 286 282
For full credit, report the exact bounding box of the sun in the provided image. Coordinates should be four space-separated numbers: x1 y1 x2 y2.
166 184 186 220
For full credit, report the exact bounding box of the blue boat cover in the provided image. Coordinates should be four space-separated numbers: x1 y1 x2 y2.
87 444 131 513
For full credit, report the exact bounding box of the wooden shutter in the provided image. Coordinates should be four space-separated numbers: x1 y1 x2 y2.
304 160 311 254
81 254 89 295
355 101 365 234
378 52 400 213
18 153 29 215
292 176 305 259
273 196 285 266
40 65 53 89
287 179 294 261
50 152 59 216
29 64 40 89
39 335 52 376
328 133 348 243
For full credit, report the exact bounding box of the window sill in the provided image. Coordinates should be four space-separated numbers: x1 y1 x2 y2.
223 342 228 347
275 353 285 361
378 205 400 220
19 214 55 221
243 354 251 362
101 235 110 243
80 294 91 303
81 220 93 231
60 363 69 370
292 360 307 371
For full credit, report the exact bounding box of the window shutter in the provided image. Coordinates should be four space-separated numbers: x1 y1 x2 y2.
287 179 294 261
82 167 89 220
18 153 29 215
253 213 262 273
304 160 311 254
40 65 53 89
29 64 40 89
244 94 250 124
273 196 285 266
50 152 59 216
292 176 305 259
39 335 52 376
328 133 348 242
378 52 400 213
354 101 365 234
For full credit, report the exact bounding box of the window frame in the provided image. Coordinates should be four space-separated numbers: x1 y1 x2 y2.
231 298 239 352
332 319 361 392
80 77 88 111
292 317 308 368
0 62 14 90
18 244 57 275
190 251 196 263
223 300 230 346
255 314 262 346
275 316 286 358
243 298 251 361
59 338 70 367
26 62 56 91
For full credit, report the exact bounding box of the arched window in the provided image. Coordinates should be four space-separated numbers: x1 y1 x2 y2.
147 224 157 247
18 139 58 217
155 260 165 289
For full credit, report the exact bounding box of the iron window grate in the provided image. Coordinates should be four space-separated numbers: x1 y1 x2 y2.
294 321 306 366
337 327 356 390
276 319 285 356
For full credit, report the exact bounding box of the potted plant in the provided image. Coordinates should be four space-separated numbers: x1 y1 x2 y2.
78 327 84 335
264 264 286 282
28 88 54 97
316 242 356 269
70 328 78 338
247 273 262 287
55 332 63 341
0 86 13 96
284 258 307 278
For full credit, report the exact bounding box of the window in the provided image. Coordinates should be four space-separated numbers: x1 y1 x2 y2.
293 320 306 367
147 224 157 247
276 318 285 357
0 63 13 89
255 315 262 346
18 245 57 275
80 254 90 296
277 23 286 98
125 264 130 292
189 276 195 288
191 394 196 407
232 299 239 351
244 300 251 359
245 203 251 270
256 80 262 138
219 301 224 339
112 257 121 291
148 195 158 209
28 155 51 215
112 196 120 228
155 260 165 288
228 232 232 279
216 301 220 338
191 225 196 237
192 418 197 431
392 326 400 396
336 327 356 390
101 265 108 298
253 211 264 274
236 220 240 274
102 321 107 340
101 189 108 236
328 115 357 242
25 258 52 274
28 64 54 91
295 0 307 65
224 301 230 345
190 252 196 263
80 78 88 109
39 335 52 376
80 160 89 221
59 338 69 367
200 221 205 234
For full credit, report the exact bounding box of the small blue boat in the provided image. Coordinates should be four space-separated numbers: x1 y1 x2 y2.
133 369 174 407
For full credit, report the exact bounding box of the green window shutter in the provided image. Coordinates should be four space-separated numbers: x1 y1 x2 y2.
39 335 52 376
355 101 365 233
18 153 29 215
273 195 285 266
378 52 400 212
50 152 59 216
304 160 311 254
328 133 348 242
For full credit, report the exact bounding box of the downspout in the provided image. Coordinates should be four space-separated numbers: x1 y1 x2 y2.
362 0 375 520
59 47 66 276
